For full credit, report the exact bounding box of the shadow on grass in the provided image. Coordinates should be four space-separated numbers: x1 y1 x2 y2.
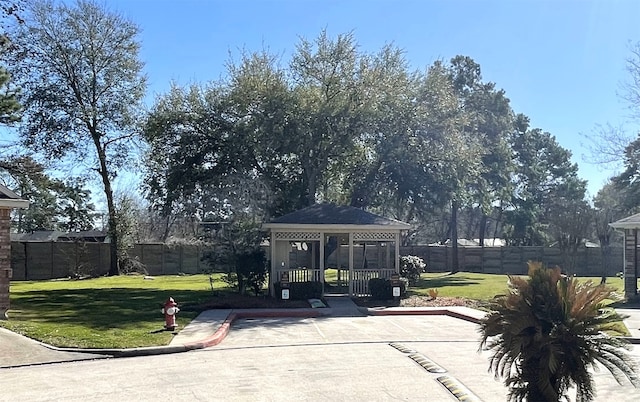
415 275 480 288
10 288 216 330
10 287 316 331
610 299 640 309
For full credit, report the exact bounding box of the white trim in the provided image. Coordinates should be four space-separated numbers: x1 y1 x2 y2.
0 200 29 209
263 223 411 231
610 222 640 230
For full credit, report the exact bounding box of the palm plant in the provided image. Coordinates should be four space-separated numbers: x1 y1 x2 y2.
479 261 639 401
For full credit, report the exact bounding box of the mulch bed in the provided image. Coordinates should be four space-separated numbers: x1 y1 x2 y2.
184 293 489 311
352 295 486 309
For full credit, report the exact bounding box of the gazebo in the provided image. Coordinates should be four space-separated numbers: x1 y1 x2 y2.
610 213 640 301
262 203 411 297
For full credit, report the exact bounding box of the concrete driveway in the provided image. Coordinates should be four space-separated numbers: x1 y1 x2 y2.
1 314 638 401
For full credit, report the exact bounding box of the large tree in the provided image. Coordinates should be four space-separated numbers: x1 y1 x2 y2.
0 156 96 232
143 80 277 240
0 0 22 124
144 31 374 226
445 56 514 258
587 41 640 202
144 33 490 248
504 115 587 246
289 30 367 206
9 0 146 275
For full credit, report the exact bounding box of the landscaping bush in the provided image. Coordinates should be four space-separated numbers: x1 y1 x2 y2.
118 255 148 276
235 249 268 295
368 277 407 300
274 281 323 300
400 255 426 286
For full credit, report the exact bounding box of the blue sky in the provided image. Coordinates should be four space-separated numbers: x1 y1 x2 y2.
10 0 640 198
109 0 640 197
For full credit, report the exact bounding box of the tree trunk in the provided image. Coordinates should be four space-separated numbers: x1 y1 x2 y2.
450 200 459 273
162 215 171 243
350 160 383 208
492 206 503 242
91 130 119 276
102 172 118 276
306 169 317 206
479 213 487 246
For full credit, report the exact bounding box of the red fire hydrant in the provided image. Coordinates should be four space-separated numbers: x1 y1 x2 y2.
161 297 179 331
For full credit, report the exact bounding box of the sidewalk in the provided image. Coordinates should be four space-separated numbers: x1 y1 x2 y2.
0 327 107 368
2 298 639 369
617 308 640 340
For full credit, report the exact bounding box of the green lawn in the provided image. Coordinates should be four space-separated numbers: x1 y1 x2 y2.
410 272 630 336
0 274 229 349
0 272 631 349
411 272 626 301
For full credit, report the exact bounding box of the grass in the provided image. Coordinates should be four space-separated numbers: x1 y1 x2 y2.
411 272 626 301
0 272 633 348
409 272 630 336
0 274 230 349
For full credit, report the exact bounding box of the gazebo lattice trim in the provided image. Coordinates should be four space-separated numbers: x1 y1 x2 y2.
273 232 321 240
353 232 396 241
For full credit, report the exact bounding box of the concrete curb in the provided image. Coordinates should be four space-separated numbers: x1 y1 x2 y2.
620 337 640 344
12 306 640 361
53 344 189 357
363 306 485 324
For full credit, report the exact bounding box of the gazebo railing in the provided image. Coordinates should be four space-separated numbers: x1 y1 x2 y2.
275 268 322 283
351 268 396 296
274 267 398 296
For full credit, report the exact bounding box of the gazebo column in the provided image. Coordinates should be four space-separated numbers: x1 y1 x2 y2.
348 232 354 296
319 232 325 285
624 229 639 299
386 241 391 270
395 232 400 274
269 230 277 296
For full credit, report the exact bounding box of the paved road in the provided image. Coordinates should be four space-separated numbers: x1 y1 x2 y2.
0 314 638 401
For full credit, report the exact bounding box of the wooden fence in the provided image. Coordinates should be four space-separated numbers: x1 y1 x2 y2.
10 242 209 280
10 241 624 281
402 245 624 276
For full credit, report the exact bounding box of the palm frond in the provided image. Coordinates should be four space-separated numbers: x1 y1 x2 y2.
479 262 640 400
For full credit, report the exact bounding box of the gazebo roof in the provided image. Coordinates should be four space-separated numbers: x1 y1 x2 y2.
0 184 29 209
263 203 411 230
610 213 640 230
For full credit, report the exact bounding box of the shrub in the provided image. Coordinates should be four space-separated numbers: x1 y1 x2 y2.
274 281 323 300
368 277 407 300
480 261 639 401
400 255 426 286
118 256 148 275
235 249 268 295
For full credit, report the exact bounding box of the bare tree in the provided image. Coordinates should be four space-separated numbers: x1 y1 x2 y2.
10 0 146 275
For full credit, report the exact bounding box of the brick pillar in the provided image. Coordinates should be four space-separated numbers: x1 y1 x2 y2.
0 208 11 319
624 229 639 300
